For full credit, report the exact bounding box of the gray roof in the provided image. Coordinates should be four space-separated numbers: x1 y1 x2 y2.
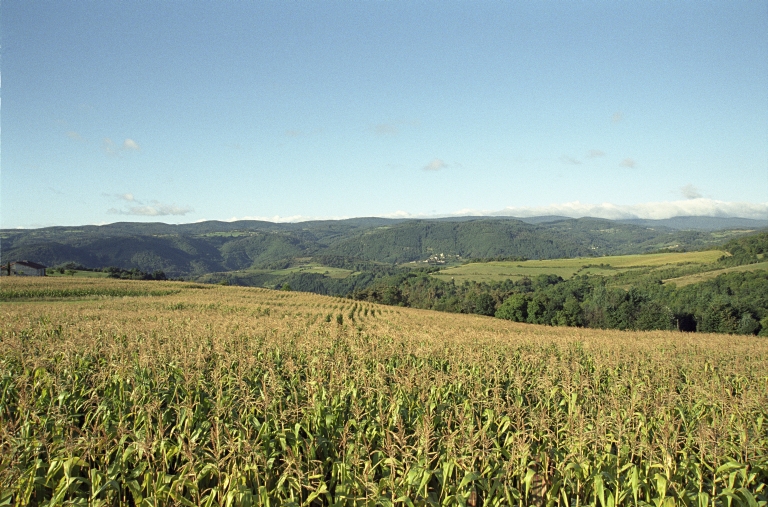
12 260 47 269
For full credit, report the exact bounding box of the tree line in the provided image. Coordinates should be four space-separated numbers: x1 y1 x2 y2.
346 233 768 335
348 269 768 335
48 263 168 280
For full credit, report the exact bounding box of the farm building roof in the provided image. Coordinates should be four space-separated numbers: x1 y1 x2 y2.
12 260 47 269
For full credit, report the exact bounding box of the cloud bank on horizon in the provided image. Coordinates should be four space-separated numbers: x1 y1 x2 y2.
106 197 193 217
107 204 193 217
484 199 768 221
224 198 768 224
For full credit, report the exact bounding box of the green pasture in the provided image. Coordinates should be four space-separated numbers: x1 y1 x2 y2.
432 250 726 283
664 260 768 287
586 250 724 267
201 263 354 284
709 229 758 239
269 263 354 279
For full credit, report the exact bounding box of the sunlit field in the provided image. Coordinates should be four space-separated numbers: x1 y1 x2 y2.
432 251 727 284
1 277 766 505
663 261 768 287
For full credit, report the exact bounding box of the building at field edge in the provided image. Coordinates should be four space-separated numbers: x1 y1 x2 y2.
2 260 47 276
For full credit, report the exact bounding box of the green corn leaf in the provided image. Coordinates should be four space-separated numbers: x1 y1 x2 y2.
523 468 535 498
91 479 121 500
594 474 606 507
654 473 667 500
736 488 759 507
715 462 743 476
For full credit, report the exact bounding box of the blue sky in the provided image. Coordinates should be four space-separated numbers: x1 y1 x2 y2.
2 1 767 228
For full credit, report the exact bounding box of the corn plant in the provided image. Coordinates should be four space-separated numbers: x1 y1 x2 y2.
1 278 767 505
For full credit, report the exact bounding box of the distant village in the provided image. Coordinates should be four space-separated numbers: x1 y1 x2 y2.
410 253 461 265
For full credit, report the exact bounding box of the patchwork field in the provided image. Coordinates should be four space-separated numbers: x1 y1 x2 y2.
1 277 767 505
195 262 357 287
663 260 768 287
431 250 728 283
268 264 355 279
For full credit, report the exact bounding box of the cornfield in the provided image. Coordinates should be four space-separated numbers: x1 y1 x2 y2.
1 277 767 506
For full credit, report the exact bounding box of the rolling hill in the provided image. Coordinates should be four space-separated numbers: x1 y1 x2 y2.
1 216 764 279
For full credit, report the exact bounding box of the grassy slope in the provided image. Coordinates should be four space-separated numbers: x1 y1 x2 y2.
194 262 355 287
432 250 727 283
663 260 768 287
269 264 354 279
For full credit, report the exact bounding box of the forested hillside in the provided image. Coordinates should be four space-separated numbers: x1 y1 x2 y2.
349 233 768 335
322 220 594 262
2 216 761 277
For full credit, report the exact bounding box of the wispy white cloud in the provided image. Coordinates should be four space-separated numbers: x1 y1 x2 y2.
489 199 768 220
376 209 479 220
103 137 141 156
108 202 193 216
123 138 140 151
611 112 623 124
373 123 398 136
66 131 84 141
103 137 117 156
224 214 350 223
106 193 191 216
370 199 768 221
378 210 416 219
680 184 702 200
103 192 141 203
620 158 636 168
560 155 582 165
284 129 322 138
423 158 448 171
134 197 768 227
371 119 420 137
586 149 605 158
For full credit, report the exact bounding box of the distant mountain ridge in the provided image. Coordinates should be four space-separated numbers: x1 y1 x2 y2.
2 216 765 278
